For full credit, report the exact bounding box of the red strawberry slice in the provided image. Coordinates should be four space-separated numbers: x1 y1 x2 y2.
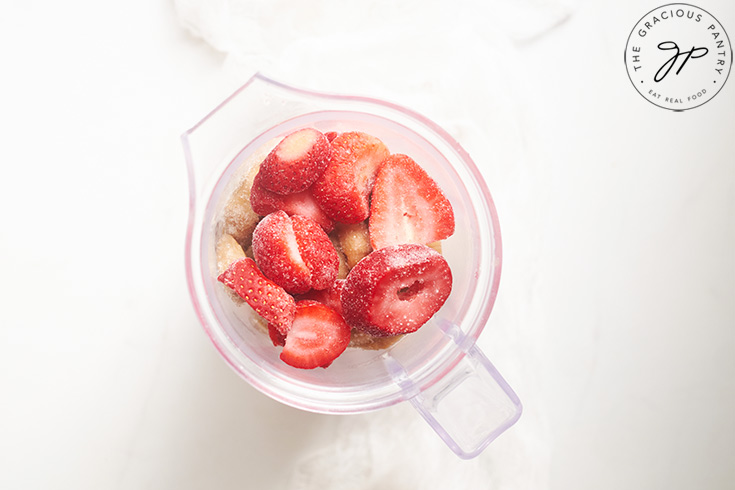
369 154 455 250
291 215 339 290
257 128 332 195
341 244 452 336
217 257 296 336
295 279 345 316
312 132 390 224
251 211 311 294
250 170 334 232
280 300 351 369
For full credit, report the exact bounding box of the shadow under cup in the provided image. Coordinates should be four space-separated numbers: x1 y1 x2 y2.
184 75 519 458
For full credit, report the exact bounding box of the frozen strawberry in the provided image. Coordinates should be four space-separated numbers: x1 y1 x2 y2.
251 211 311 294
341 244 452 336
295 279 345 316
218 258 296 336
268 323 286 347
250 171 334 232
215 234 248 304
291 215 339 291
369 154 455 250
291 279 399 351
324 131 339 142
258 128 331 195
312 132 390 223
280 300 351 369
252 211 340 294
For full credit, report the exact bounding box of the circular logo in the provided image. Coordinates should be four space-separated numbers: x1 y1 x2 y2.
624 3 732 111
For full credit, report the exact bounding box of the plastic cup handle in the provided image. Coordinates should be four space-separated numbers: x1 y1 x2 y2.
383 321 522 459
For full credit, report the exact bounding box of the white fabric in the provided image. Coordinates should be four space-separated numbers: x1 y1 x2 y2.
173 0 572 488
2 1 734 488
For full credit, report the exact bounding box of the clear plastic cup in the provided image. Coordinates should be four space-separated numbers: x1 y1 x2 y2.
182 73 522 458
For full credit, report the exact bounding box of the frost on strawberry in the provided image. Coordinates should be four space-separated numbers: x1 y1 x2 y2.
257 128 331 195
341 244 452 337
252 211 312 294
251 211 339 295
312 132 389 224
291 215 339 291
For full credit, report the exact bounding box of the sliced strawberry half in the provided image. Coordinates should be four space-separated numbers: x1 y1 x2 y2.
280 300 351 369
312 132 390 224
250 171 334 232
252 211 340 294
291 215 339 290
217 257 296 336
369 154 455 250
257 128 332 195
341 244 452 336
251 211 311 294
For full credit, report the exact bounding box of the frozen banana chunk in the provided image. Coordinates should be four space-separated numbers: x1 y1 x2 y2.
348 329 403 350
335 221 372 269
221 137 282 249
216 233 247 274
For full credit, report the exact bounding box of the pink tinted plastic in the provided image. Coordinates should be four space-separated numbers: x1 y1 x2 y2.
182 73 521 458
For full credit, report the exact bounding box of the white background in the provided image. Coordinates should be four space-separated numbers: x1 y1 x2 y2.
0 1 733 489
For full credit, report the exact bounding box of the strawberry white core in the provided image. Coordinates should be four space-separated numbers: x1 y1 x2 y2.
277 130 317 161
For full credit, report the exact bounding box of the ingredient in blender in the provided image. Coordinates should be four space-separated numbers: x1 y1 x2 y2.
341 243 452 337
217 257 296 337
279 300 351 369
311 132 390 224
369 153 455 250
217 127 455 368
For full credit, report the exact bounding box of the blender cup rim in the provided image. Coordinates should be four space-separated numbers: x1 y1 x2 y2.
183 73 503 414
